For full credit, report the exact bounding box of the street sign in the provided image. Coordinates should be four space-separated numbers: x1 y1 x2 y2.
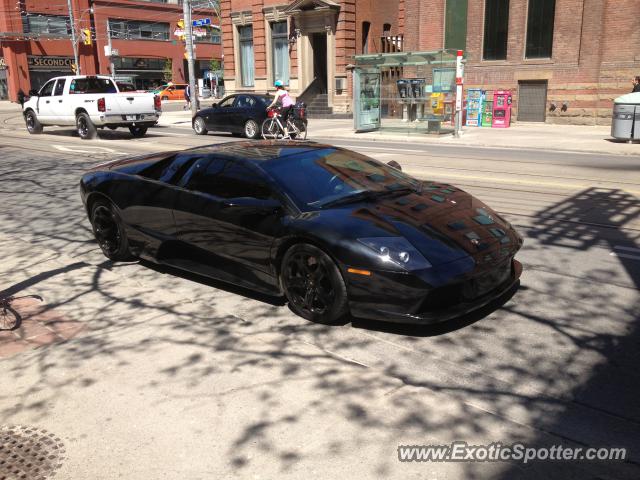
174 28 208 38
192 18 211 27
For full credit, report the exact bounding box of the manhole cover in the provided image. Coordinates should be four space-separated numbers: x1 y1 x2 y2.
0 425 65 479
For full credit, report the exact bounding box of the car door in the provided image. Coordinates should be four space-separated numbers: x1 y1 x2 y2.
172 156 284 291
207 95 236 131
230 95 255 130
51 78 71 124
35 79 57 121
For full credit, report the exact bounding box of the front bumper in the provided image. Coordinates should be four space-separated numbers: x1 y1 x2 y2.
347 258 522 325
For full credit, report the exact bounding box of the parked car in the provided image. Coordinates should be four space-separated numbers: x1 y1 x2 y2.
80 141 523 325
156 83 187 101
193 93 287 139
23 75 162 139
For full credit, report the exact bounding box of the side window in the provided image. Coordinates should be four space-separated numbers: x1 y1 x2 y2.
53 80 65 96
218 96 236 108
237 95 255 108
40 80 56 97
185 158 273 200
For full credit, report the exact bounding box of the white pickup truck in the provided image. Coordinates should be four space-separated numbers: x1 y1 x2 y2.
23 75 161 139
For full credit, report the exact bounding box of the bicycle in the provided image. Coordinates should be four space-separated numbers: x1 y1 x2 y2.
261 107 308 140
0 294 43 330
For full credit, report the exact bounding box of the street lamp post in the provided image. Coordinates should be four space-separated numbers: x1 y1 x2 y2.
66 0 80 74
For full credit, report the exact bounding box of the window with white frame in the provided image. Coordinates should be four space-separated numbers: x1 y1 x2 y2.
238 25 254 87
271 21 289 85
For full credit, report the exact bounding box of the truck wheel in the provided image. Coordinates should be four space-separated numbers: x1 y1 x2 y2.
76 112 97 140
25 110 43 134
129 126 148 138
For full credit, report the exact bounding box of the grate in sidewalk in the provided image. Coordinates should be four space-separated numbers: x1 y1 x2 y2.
0 425 65 480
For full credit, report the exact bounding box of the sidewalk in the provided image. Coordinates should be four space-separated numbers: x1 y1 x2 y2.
157 107 638 155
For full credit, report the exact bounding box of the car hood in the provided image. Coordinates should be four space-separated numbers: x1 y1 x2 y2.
298 184 522 268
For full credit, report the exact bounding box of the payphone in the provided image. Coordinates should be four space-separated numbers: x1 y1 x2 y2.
492 90 512 128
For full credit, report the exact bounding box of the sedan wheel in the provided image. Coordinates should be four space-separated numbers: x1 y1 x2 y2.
281 244 349 324
91 200 132 261
244 119 259 139
193 116 208 135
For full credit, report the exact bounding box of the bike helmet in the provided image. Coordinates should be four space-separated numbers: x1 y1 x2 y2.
274 80 284 88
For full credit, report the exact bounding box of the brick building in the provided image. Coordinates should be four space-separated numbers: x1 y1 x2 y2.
0 0 222 102
221 0 640 124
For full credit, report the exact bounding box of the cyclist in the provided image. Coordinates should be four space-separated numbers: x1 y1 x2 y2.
267 80 295 138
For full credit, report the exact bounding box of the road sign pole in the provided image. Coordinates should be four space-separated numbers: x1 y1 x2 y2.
183 0 199 116
107 21 116 78
454 50 464 139
66 0 80 74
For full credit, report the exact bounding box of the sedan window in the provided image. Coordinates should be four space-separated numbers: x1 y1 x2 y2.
237 95 256 108
218 96 236 108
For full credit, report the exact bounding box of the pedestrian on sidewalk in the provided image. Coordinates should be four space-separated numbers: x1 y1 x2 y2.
632 76 640 93
17 89 25 108
184 84 191 110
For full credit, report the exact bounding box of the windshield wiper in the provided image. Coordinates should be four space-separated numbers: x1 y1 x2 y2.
319 187 415 208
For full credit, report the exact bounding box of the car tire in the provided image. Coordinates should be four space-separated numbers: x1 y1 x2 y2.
193 116 208 135
281 243 349 324
129 126 148 138
76 112 97 140
25 110 43 134
244 119 259 139
90 199 133 261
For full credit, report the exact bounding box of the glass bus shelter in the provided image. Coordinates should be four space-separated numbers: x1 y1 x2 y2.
352 50 459 134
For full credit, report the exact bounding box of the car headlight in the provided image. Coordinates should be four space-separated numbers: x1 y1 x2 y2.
357 237 432 271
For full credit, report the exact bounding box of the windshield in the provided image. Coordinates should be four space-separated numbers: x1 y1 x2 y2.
261 148 421 210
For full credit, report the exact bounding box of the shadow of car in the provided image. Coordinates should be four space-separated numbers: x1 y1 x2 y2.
192 93 274 139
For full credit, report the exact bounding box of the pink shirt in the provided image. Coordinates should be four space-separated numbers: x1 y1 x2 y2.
276 89 294 107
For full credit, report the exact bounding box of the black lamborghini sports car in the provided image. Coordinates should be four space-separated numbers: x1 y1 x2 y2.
80 141 522 324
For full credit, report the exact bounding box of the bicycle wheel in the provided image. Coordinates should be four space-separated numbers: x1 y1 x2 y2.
261 118 282 140
0 306 19 330
290 119 307 140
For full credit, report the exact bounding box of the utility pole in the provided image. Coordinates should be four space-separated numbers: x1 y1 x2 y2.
454 50 465 138
106 21 116 79
183 0 199 116
66 0 80 74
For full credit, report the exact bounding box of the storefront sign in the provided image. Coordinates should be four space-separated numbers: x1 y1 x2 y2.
0 58 6 69
28 56 74 71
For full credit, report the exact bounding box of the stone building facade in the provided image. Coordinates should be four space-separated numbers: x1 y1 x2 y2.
220 0 640 124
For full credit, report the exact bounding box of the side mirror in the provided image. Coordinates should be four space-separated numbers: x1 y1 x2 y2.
212 102 218 108
29 89 38 97
387 160 402 171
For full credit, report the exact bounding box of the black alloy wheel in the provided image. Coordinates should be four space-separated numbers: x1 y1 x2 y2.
25 111 43 134
76 112 97 140
281 244 348 324
91 201 132 261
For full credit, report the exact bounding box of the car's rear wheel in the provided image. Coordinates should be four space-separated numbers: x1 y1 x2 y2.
281 244 349 324
129 126 147 138
244 119 259 139
76 112 97 140
25 110 43 134
193 116 208 135
90 200 132 261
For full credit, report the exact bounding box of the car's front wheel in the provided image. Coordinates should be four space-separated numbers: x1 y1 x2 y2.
193 116 208 135
76 112 97 140
25 110 43 134
244 119 259 139
90 199 132 261
281 243 349 324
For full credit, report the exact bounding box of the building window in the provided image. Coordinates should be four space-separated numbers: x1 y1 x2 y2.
383 23 391 35
271 21 289 85
525 0 555 58
238 25 254 87
108 19 170 41
445 0 468 50
362 22 371 54
483 0 509 60
22 14 71 36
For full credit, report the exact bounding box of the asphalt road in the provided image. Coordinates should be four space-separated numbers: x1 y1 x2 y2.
1 119 639 479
